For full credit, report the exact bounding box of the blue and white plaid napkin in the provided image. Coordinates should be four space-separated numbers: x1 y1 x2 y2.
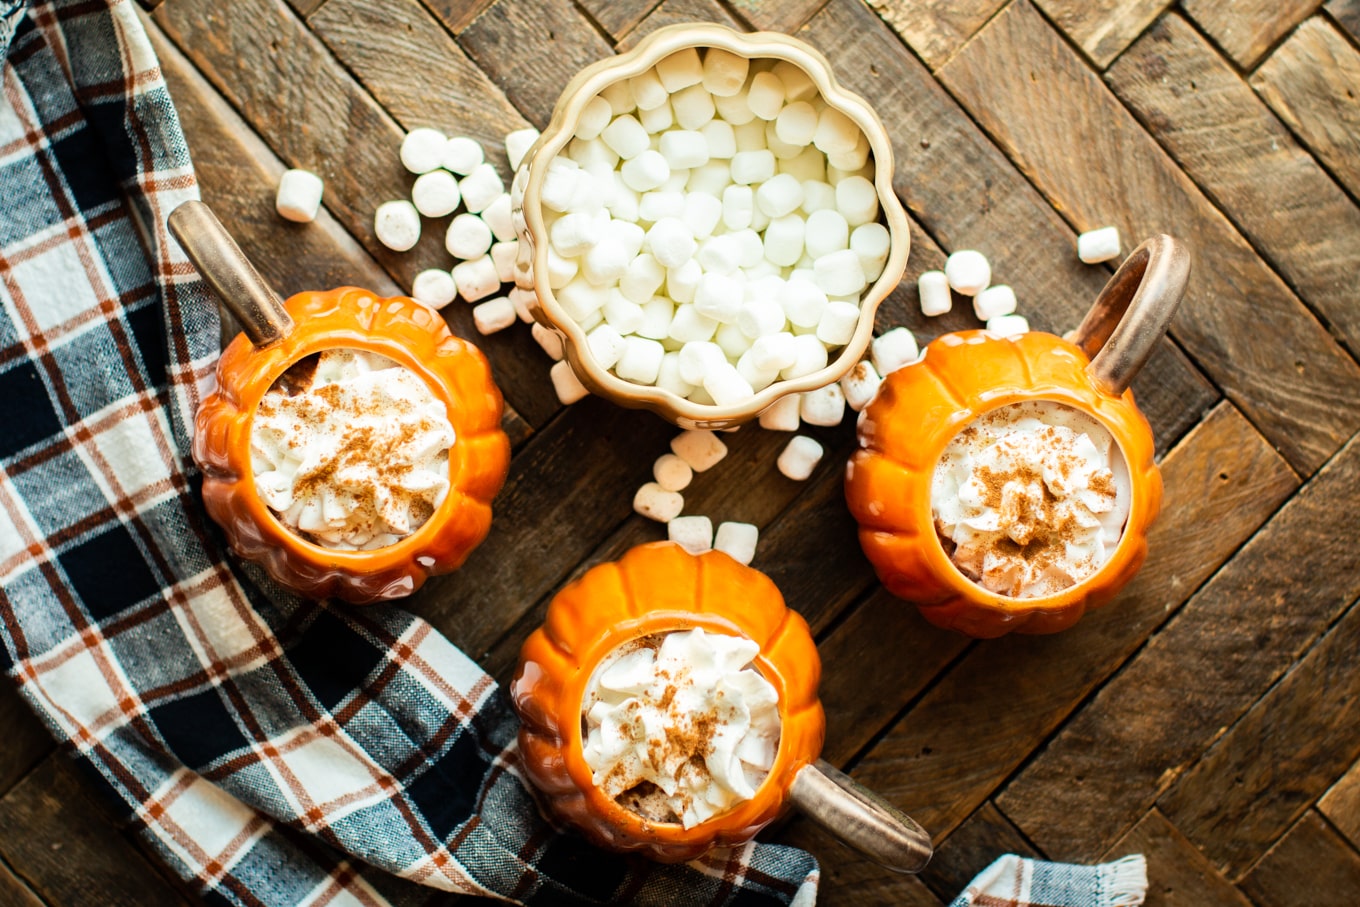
950 854 1146 907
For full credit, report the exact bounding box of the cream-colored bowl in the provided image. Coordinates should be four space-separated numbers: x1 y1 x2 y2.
510 23 909 429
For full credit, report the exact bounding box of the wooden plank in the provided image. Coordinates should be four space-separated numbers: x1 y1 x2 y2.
1158 597 1360 879
920 802 1039 903
1183 0 1322 70
456 0 615 129
937 0 1360 476
1239 812 1360 906
1329 0 1360 41
419 0 495 35
1252 18 1360 201
1099 809 1254 907
1319 757 1360 851
578 0 660 41
1032 0 1173 69
844 401 1299 845
0 857 45 907
616 0 743 50
284 0 326 17
999 429 1360 862
773 819 945 906
153 0 560 431
0 683 51 800
0 758 193 907
863 0 1006 71
724 0 826 33
1107 13 1360 359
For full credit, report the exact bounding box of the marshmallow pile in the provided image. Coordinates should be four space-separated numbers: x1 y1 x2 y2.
537 47 889 408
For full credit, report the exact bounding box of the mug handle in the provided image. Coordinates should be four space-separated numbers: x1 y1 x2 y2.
168 200 293 348
1068 234 1190 396
788 758 932 873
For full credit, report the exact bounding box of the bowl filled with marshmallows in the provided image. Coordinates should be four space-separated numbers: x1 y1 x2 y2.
510 24 910 428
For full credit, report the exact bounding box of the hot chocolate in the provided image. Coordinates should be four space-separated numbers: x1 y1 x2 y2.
581 628 781 828
931 400 1131 598
250 348 455 550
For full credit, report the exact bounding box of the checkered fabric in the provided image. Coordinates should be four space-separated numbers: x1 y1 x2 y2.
0 2 823 905
949 855 1147 907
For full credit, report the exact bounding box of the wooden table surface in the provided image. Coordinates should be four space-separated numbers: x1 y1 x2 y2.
4 0 1360 904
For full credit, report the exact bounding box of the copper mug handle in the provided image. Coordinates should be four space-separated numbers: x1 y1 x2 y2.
788 759 932 873
1068 234 1190 396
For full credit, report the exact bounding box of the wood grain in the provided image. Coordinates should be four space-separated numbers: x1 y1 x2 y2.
1329 0 1360 40
1108 13 1360 358
1252 17 1360 201
849 401 1298 844
578 0 660 40
725 0 827 33
920 802 1039 902
864 0 1006 71
0 682 51 800
1033 0 1173 68
1183 0 1322 69
774 819 946 906
938 0 1360 476
1239 812 1360 906
616 0 743 49
999 428 1360 862
419 0 495 35
1319 757 1360 851
1158 597 1360 878
0 857 44 907
1100 809 1254 907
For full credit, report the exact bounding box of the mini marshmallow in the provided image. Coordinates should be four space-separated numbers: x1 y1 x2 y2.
737 348 780 391
620 253 666 303
813 249 866 297
531 321 564 360
637 297 674 340
775 101 818 147
482 193 515 242
772 60 817 101
778 144 827 183
679 341 727 386
639 190 686 223
700 120 737 158
804 209 850 259
443 136 484 175
671 429 727 471
653 453 694 492
1078 226 1121 263
668 303 720 343
600 79 636 116
587 323 628 370
374 200 421 251
550 211 600 257
918 270 951 316
694 272 744 323
656 47 704 92
800 384 847 427
412 269 457 309
739 297 786 339
571 140 620 177
697 234 742 274
603 291 646 334
616 335 665 383
840 360 882 411
944 249 990 296
668 516 714 554
460 164 504 214
765 121 804 160
851 222 891 282
704 361 755 405
446 212 494 259
748 72 786 121
510 286 537 323
750 332 798 372
490 240 519 284
721 185 754 230
816 300 861 347
659 130 710 170
630 69 669 111
551 359 590 404
540 159 580 212
734 120 768 154
546 247 578 288
452 254 500 302
813 108 859 156
973 284 1017 321
686 161 732 196
828 132 871 172
601 115 650 160
646 217 696 268
505 127 541 171
634 482 683 522
668 259 703 303
473 296 516 334
702 49 749 97
639 99 674 134
557 280 608 322
756 173 805 218
621 149 671 192
683 193 723 239
714 521 758 565
714 86 756 126
758 393 802 431
576 96 613 142
777 435 824 481
764 214 806 267
583 221 645 284
802 179 836 214
781 333 829 379
657 351 695 398
731 149 776 185
400 127 447 174
987 313 1030 337
835 176 879 227
782 278 829 328
275 169 324 223
871 326 920 375
671 84 716 131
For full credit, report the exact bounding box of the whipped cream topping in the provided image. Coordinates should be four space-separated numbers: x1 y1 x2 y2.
931 401 1131 598
581 628 781 829
250 349 455 550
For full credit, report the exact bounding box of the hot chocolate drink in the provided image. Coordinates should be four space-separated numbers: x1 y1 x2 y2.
931 400 1131 598
250 348 455 550
581 628 781 828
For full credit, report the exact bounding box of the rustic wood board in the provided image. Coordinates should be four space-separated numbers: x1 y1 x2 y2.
1238 812 1360 906
1033 0 1173 68
1103 810 1255 907
1182 0 1322 70
1319 757 1360 851
865 0 1006 70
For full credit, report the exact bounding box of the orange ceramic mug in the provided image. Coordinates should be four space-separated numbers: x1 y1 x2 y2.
512 541 933 869
172 202 510 603
846 236 1190 637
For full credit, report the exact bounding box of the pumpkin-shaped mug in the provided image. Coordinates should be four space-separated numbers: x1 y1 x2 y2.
846 235 1190 637
171 202 510 603
512 541 932 869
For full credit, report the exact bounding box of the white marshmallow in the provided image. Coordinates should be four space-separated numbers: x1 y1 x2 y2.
734 120 768 154
510 286 538 323
802 179 836 214
781 333 830 379
576 96 613 142
620 253 666 303
738 297 787 339
400 128 447 174
586 323 628 369
639 99 674 134
840 360 882 411
557 280 608 322
987 313 1030 337
656 47 704 92
851 222 891 282
714 521 758 565
634 482 683 522
546 247 578 288
668 303 720 343
505 127 541 171
835 176 879 227
667 259 703 303
694 272 744 323
973 284 1017 321
686 160 732 196
683 192 724 239
750 332 798 372
671 429 728 471
453 254 500 302
374 200 421 251
816 300 861 347
275 169 324 223
630 70 669 111
731 149 776 185
491 240 519 284
601 115 650 159
671 84 716 131
571 138 620 175
774 100 818 147
551 359 590 404
702 49 749 97
583 221 645 284
697 234 743 274
944 249 990 296
813 249 866 297
828 132 870 172
668 515 714 554
813 108 859 156
679 341 727 386
659 130 710 170
637 297 674 340
772 60 817 101
646 217 696 268
443 136 484 175
473 296 516 334
532 322 564 360
550 211 600 257
722 185 755 230
412 269 457 309
782 277 829 328
639 190 686 223
737 347 780 391
654 453 694 492
778 144 826 183
917 268 953 315
871 327 920 375
777 435 824 481
714 86 756 125
482 193 515 242
600 79 636 116
1078 226 1121 263
616 336 666 383
764 214 806 267
540 159 580 212
603 291 646 334
748 71 786 120
460 164 504 214
621 149 671 192
703 361 755 405
758 393 802 431
657 351 695 398
756 173 805 218
800 384 846 426
700 120 737 158
765 120 804 160
804 209 849 259
446 212 494 259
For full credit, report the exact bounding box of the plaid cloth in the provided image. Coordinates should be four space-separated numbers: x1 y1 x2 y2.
950 855 1146 907
0 2 824 904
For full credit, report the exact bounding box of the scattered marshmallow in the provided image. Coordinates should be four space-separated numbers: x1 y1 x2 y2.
400 127 447 174
987 314 1030 337
510 286 538 323
505 127 541 171
1078 226 1121 263
777 435 824 481
460 164 505 214
671 429 727 472
840 360 882 411
532 321 564 360
800 384 846 426
871 327 919 376
973 284 1017 321
944 249 990 296
634 482 684 522
491 240 519 283
550 359 589 404
452 255 500 302
446 212 494 259
275 169 324 223
758 393 802 431
714 521 758 565
412 269 457 309
668 515 714 554
442 136 485 175
411 169 461 218
374 200 421 251
918 270 951 316
653 453 693 492
473 296 516 334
